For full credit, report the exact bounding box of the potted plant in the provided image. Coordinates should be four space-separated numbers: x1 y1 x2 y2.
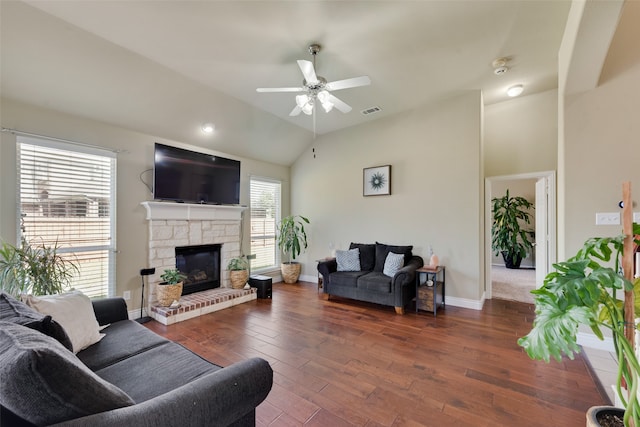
0 238 78 296
491 189 535 269
518 223 640 427
277 215 310 283
157 268 186 307
227 255 249 289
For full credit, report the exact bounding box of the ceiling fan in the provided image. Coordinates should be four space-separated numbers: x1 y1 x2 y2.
256 44 371 117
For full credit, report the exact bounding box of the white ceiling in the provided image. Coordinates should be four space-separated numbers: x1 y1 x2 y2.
1 1 571 166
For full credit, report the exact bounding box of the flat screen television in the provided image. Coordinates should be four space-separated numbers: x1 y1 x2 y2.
153 143 240 205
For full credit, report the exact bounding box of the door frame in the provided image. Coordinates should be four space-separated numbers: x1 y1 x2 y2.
484 171 556 299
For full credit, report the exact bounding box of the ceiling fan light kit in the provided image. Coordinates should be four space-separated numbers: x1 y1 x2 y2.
257 44 371 118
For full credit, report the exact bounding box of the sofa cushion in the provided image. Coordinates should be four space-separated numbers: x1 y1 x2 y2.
336 248 361 271
374 243 413 272
349 243 376 271
23 291 104 353
0 321 134 426
357 272 392 293
78 320 170 371
0 292 73 351
329 271 368 288
93 340 221 402
383 252 405 277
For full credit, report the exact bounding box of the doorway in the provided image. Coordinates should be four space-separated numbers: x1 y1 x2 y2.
484 171 556 302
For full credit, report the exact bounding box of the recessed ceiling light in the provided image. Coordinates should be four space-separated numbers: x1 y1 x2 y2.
507 85 524 97
201 123 215 134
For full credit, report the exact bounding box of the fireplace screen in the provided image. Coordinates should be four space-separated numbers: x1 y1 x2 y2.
175 244 221 295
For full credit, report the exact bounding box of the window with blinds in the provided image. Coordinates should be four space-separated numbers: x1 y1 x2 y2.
17 136 116 298
249 177 281 271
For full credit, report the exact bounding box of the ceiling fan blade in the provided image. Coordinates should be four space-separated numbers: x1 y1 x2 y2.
325 76 371 91
327 94 352 113
256 87 305 93
289 105 302 116
297 60 318 84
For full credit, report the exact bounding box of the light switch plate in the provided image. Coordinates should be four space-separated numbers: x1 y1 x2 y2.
596 212 620 225
635 212 640 223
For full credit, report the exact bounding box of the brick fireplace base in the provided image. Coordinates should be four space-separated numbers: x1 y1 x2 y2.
149 287 257 325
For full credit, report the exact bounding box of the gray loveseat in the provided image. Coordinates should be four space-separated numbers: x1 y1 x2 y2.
0 293 273 427
317 242 424 314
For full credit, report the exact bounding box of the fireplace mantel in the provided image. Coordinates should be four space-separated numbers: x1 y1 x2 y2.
141 201 246 221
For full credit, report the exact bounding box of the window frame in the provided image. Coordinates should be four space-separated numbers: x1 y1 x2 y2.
249 176 281 273
16 135 117 298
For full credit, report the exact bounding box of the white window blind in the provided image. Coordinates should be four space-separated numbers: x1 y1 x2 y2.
17 136 116 298
249 177 281 271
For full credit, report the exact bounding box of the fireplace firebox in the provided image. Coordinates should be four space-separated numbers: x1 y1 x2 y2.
175 244 221 295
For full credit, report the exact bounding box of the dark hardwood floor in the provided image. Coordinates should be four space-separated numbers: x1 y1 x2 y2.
145 281 607 427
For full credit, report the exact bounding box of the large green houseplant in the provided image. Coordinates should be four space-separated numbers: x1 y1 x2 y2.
0 238 78 296
518 223 640 427
491 189 535 269
277 215 309 283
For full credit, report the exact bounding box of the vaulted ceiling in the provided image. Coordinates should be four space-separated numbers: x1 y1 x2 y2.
1 1 571 165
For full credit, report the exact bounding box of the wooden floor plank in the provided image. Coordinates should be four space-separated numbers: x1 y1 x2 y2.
145 281 607 426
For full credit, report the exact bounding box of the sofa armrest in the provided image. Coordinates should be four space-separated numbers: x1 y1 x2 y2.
52 357 273 427
317 258 337 283
392 256 424 288
91 297 129 326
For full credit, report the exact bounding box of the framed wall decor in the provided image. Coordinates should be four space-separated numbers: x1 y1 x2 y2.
363 165 391 196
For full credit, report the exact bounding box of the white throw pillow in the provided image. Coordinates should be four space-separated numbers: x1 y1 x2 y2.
23 291 104 353
336 248 361 272
383 252 405 277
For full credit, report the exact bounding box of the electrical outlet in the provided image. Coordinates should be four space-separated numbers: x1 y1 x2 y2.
635 212 640 223
123 291 131 300
595 212 620 225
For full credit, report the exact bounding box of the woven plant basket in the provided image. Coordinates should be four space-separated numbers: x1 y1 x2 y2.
281 262 301 284
156 282 183 306
229 270 249 289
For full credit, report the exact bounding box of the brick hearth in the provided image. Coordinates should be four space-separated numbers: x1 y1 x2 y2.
150 287 257 325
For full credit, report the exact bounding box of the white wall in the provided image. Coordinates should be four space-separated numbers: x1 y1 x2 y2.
291 92 485 304
0 98 291 312
561 1 640 258
484 90 558 178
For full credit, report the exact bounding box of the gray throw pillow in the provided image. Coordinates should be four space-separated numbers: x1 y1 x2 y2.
383 252 405 277
0 321 135 426
0 292 73 351
374 243 413 272
336 248 361 271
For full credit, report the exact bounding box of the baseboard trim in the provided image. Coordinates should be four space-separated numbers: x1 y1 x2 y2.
446 294 485 311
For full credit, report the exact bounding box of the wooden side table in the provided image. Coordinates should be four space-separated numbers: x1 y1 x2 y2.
415 266 445 316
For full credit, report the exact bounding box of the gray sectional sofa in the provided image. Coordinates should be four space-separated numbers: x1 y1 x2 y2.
0 293 273 427
317 242 424 314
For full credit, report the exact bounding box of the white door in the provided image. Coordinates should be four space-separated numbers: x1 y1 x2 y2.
535 177 548 287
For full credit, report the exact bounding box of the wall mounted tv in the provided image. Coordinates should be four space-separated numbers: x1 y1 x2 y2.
153 143 240 205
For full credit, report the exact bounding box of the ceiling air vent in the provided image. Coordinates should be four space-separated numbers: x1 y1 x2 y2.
361 106 382 116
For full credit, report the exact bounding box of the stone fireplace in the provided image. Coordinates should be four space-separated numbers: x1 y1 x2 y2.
141 201 256 324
